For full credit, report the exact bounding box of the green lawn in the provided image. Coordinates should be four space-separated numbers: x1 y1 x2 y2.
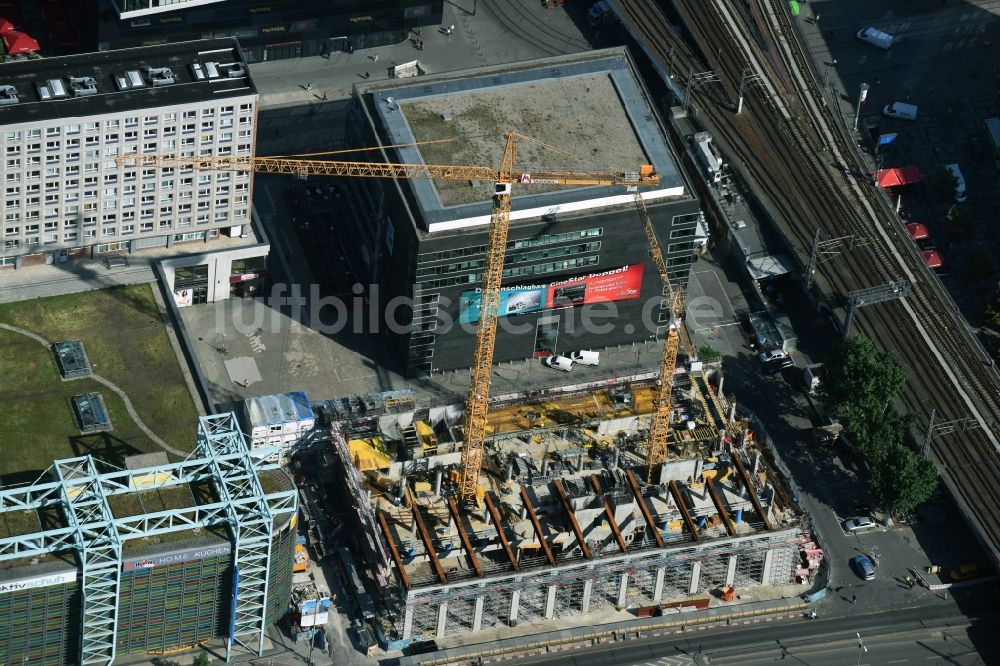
0 285 200 482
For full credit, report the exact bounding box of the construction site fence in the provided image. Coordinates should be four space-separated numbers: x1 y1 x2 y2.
396 600 808 666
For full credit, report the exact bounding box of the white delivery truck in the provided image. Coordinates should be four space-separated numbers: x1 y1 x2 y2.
856 27 895 50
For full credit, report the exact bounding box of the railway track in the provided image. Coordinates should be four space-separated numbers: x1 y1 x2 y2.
613 0 1000 559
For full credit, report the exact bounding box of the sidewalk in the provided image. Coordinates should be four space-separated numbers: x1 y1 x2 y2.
248 0 591 110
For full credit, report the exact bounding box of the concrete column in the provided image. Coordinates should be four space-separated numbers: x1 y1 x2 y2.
581 579 593 614
725 555 738 587
508 589 521 626
402 605 414 640
652 567 666 603
689 562 701 595
616 572 629 609
761 549 774 585
473 596 484 632
436 602 448 638
434 468 443 495
166 234 174 248
544 584 558 620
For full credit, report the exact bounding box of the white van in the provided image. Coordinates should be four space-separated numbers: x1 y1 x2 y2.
883 102 918 120
856 27 894 50
569 350 600 366
542 355 574 372
944 163 967 203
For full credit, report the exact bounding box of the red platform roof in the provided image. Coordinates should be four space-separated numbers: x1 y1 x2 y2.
905 222 930 241
876 166 924 188
2 30 39 54
922 249 943 269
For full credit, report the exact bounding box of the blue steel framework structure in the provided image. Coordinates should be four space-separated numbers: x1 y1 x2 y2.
0 412 297 666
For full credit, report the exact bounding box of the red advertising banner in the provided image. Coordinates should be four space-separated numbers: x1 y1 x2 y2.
546 263 645 308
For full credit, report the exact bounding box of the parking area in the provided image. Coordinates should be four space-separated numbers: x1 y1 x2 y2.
798 0 1000 322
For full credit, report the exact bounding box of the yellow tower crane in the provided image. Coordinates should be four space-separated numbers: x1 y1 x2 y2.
633 194 685 483
121 132 660 504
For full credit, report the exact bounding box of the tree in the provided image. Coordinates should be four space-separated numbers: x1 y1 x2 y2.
983 282 1000 332
870 442 938 514
817 335 908 414
931 169 958 202
698 344 721 362
192 655 211 666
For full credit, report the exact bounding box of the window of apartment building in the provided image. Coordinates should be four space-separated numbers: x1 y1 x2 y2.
64 124 81 135
6 159 19 170
124 117 138 127
25 196 40 206
178 203 192 213
43 221 57 231
83 229 95 239
214 198 229 208
103 187 118 197
196 214 209 225
65 192 79 203
65 206 78 217
179 192 192 202
213 212 228 222
45 140 60 151
238 129 251 139
26 143 40 153
5 173 20 183
143 115 157 126
106 119 120 130
141 183 155 193
27 129 40 139
4 200 16 211
139 222 153 233
159 193 173 203
177 216 191 227
237 144 251 155
102 201 116 211
143 142 158 153
102 227 116 237
4 146 19 156
239 103 253 112
4 239 19 249
121 224 134 235
196 201 209 212
124 130 138 142
104 147 119 158
66 151 80 162
217 147 232 156
143 128 157 139
234 208 247 220
219 131 233 142
122 210 134 221
44 194 59 204
141 169 156 179
84 164 98 174
43 232 58 244
4 225 18 235
85 122 99 133
84 136 99 147
200 120 214 131
163 140 176 150
182 123 195 134
26 184 39 194
199 134 213 145
83 202 97 212
45 127 60 137
3 131 21 141
141 195 154 205
44 168 60 180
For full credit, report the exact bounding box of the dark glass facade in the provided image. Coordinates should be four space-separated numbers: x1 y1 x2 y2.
97 0 444 62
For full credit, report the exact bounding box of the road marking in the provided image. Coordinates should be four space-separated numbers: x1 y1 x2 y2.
888 660 909 664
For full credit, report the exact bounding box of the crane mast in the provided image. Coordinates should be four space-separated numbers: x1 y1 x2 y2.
634 194 685 483
119 138 660 505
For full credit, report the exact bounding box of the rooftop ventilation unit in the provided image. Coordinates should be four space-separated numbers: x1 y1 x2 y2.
0 85 17 105
226 63 246 78
145 67 175 86
190 62 205 80
68 76 98 97
204 62 221 79
36 78 68 101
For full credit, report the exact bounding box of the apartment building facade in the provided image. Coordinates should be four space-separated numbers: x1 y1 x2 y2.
0 38 257 273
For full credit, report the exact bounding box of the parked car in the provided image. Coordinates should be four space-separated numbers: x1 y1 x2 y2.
763 358 794 375
758 349 789 364
843 516 877 532
569 350 600 366
922 249 944 270
851 555 876 581
541 355 574 372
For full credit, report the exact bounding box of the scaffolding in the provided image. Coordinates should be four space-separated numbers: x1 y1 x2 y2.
0 412 297 666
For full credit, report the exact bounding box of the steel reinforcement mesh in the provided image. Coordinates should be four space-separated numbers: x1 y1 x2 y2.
554 580 585 617
697 554 730 593
479 590 505 629
410 602 439 639
517 586 547 623
444 595 476 632
661 562 693 601
734 550 767 587
767 546 798 585
625 568 657 607
267 525 297 624
0 579 78 665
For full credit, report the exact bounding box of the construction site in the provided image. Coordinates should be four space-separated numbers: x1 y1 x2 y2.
322 366 818 647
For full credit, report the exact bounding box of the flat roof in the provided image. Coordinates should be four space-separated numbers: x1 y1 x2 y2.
0 38 255 127
359 49 688 233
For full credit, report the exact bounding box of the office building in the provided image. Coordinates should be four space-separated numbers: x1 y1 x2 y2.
0 38 265 300
345 48 707 376
96 1 443 62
